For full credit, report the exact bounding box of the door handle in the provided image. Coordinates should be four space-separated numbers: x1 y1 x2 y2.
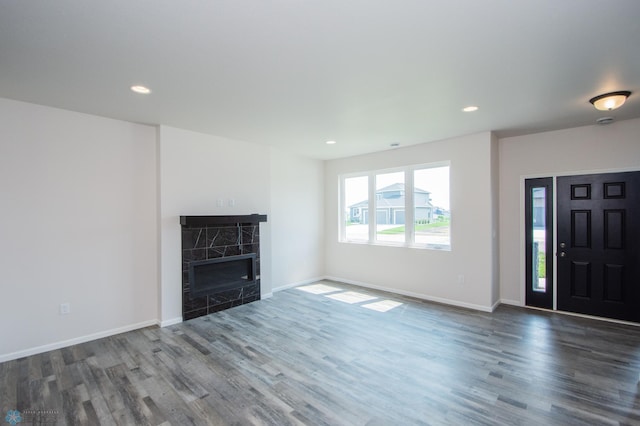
560 252 566 257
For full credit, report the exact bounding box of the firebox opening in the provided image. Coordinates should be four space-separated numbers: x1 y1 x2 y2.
189 253 256 298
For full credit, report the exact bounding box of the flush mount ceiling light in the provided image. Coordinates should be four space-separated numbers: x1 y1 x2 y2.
325 140 337 145
589 91 631 111
462 106 479 112
130 85 151 94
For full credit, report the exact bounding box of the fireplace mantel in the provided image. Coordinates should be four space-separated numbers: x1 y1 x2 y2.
180 214 267 228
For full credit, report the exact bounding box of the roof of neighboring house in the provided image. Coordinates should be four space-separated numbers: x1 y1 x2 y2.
378 183 430 194
349 183 432 208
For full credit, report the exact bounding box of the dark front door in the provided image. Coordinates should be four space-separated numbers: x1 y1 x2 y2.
557 171 640 322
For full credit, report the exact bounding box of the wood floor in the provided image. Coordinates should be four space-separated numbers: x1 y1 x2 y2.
2 281 640 425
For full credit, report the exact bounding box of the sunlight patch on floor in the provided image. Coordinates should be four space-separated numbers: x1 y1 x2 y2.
296 283 342 294
362 300 403 312
325 291 378 304
297 283 403 313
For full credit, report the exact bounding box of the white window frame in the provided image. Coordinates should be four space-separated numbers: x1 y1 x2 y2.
339 161 450 250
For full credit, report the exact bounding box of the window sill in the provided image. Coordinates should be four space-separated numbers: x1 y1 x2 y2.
339 240 451 251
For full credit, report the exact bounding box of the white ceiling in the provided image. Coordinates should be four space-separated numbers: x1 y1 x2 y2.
1 1 639 160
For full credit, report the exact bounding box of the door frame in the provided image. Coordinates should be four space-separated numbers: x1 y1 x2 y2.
520 167 640 313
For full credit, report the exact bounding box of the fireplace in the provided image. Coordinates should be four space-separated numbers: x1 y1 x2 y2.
189 254 256 298
181 214 267 320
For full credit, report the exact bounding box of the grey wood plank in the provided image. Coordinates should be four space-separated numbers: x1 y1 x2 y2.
15 358 29 410
61 384 90 425
83 400 101 425
1 280 640 425
74 359 116 423
0 358 18 411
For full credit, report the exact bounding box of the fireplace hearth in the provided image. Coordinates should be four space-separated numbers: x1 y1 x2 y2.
181 214 267 320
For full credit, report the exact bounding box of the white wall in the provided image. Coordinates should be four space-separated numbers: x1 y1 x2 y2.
324 132 499 311
0 101 327 359
269 148 325 292
0 98 158 361
157 128 327 321
157 126 272 324
490 132 500 304
499 118 640 305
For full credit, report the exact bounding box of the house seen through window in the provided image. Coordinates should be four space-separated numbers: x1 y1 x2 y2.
342 164 450 250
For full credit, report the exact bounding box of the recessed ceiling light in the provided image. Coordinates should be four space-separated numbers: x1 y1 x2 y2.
462 106 479 112
326 140 337 145
130 85 151 94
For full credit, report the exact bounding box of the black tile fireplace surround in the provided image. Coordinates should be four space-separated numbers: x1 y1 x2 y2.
181 214 267 321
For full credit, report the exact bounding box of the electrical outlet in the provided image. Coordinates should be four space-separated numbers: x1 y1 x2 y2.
228 199 235 207
216 198 224 207
59 303 71 315
457 275 465 285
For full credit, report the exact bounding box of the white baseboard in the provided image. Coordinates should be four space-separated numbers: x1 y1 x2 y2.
499 298 522 307
159 317 183 327
261 292 273 299
271 276 326 293
324 276 495 313
0 319 159 363
490 299 501 312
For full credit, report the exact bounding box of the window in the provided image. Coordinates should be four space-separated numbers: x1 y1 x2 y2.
340 163 450 250
413 166 450 247
376 171 405 243
344 175 369 241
